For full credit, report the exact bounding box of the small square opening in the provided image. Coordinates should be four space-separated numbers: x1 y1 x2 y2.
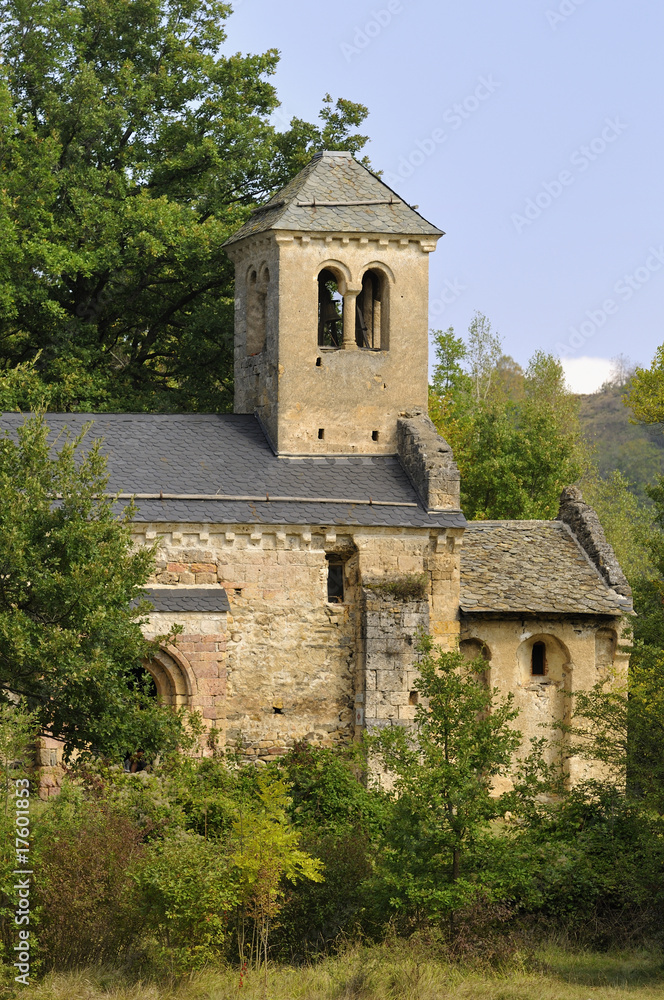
318 428 325 440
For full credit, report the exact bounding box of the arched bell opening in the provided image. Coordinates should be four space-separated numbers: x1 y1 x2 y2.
318 268 344 348
355 268 388 350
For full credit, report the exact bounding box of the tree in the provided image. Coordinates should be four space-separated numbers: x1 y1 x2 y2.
429 319 585 519
0 0 370 412
626 344 664 423
369 637 521 928
0 414 183 760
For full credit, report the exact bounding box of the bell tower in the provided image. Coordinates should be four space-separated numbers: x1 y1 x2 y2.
223 151 444 455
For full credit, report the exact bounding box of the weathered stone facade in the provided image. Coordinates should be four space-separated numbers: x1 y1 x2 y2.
9 150 630 793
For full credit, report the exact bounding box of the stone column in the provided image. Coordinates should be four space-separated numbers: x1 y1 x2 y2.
342 289 360 350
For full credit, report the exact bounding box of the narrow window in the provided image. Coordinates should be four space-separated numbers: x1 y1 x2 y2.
372 430 379 441
246 268 268 356
409 691 419 706
532 641 546 676
355 270 383 349
318 428 325 440
318 269 343 348
326 558 344 604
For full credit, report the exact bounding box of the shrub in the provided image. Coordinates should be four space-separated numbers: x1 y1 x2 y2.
134 833 238 972
34 784 145 970
365 574 428 601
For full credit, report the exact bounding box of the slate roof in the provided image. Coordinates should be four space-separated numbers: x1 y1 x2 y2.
141 587 230 613
224 151 444 245
460 521 631 616
0 412 465 530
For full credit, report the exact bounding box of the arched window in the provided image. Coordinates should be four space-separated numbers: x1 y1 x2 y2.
355 269 385 350
318 269 344 348
531 641 546 676
247 267 268 356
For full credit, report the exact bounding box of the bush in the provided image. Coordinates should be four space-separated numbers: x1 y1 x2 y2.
365 574 428 601
134 833 238 972
34 785 145 970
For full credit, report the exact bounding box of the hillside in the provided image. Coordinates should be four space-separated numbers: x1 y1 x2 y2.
578 382 664 501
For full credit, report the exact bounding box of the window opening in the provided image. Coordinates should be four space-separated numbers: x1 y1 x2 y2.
355 270 382 349
246 268 268 355
318 269 343 348
316 357 322 367
326 558 344 604
372 430 379 441
532 641 546 676
409 691 419 706
318 428 325 440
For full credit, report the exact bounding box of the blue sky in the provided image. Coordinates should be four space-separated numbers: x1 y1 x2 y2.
225 0 663 392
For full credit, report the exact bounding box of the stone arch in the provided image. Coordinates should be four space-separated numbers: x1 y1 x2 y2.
143 647 196 708
459 637 491 663
316 259 352 290
516 632 571 686
459 637 492 688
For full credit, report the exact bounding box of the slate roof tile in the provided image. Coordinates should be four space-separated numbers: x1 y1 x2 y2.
460 520 630 616
0 412 464 530
224 151 443 245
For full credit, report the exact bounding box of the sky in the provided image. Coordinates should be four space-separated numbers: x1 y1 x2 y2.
224 0 663 393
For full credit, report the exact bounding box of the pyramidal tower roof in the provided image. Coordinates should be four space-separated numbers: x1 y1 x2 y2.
224 150 444 246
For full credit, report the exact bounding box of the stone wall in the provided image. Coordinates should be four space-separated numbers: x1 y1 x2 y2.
136 521 460 762
460 613 629 790
359 588 429 730
396 409 461 510
226 230 436 455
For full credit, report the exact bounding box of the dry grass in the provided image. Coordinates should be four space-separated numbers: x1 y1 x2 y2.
4 940 664 1000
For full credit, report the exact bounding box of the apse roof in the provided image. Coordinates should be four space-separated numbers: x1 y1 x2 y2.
460 520 632 616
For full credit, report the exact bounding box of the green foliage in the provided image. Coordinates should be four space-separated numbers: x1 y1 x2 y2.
0 414 183 760
277 741 387 838
135 834 238 972
0 0 369 412
429 319 584 519
626 344 664 425
33 785 145 970
581 469 653 580
365 574 428 602
579 380 664 505
369 638 522 927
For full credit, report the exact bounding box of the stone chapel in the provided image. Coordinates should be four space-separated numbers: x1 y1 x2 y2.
9 151 631 790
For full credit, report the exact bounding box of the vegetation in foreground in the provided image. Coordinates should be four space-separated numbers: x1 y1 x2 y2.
3 940 664 1000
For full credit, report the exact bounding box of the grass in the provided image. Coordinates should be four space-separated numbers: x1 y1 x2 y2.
5 941 664 1000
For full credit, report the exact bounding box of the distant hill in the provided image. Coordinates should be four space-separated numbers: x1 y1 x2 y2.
578 382 664 501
